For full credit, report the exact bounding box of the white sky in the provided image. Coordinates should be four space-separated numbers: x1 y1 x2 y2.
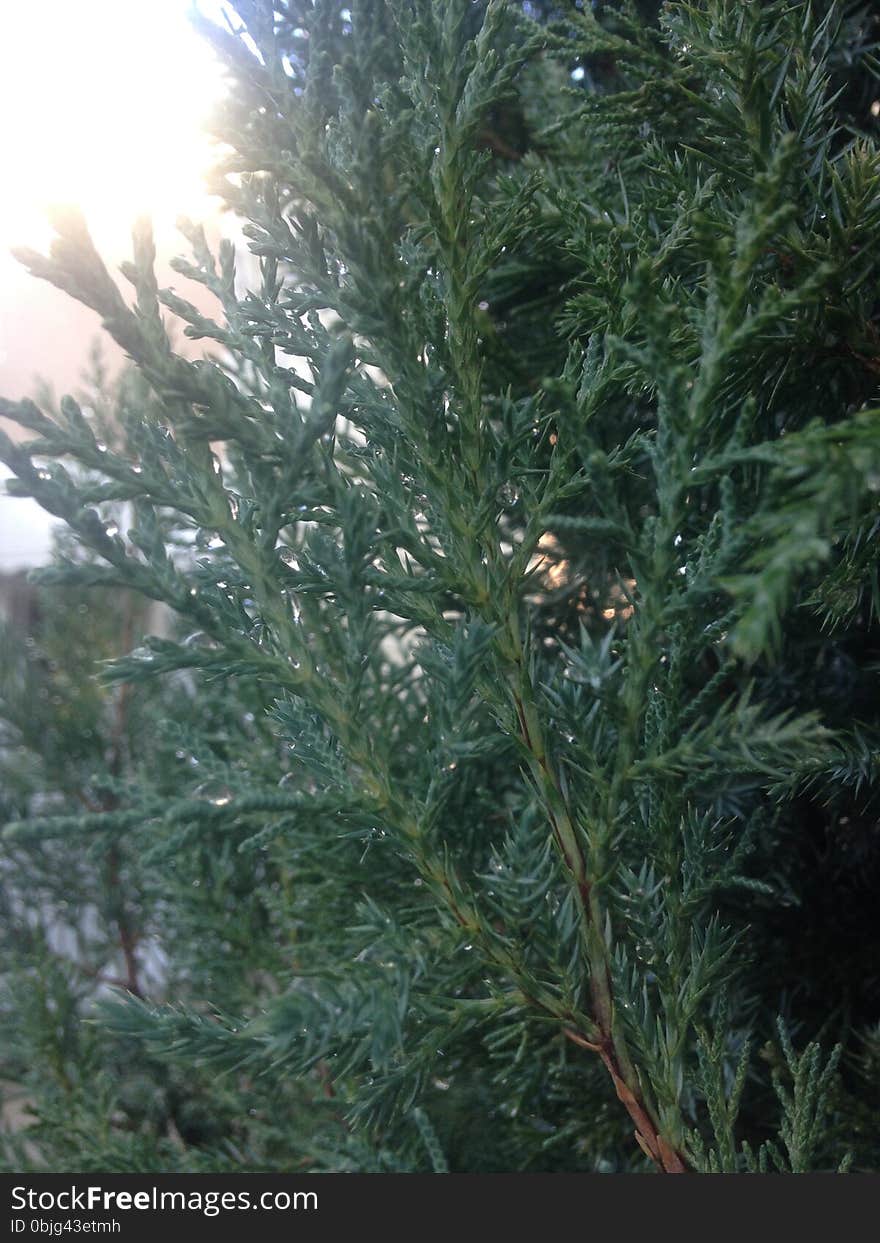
0 1 236 569
0 466 57 570
0 0 231 252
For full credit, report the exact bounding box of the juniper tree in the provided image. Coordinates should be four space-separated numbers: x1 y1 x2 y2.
2 0 880 1172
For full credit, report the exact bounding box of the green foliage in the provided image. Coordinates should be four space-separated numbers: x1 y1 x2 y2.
2 0 880 1172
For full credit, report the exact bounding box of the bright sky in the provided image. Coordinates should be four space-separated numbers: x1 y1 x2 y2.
0 465 56 570
0 1 235 568
0 0 231 252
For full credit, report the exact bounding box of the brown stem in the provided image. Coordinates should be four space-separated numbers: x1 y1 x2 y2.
100 592 143 997
563 1029 689 1173
512 685 690 1173
106 843 142 998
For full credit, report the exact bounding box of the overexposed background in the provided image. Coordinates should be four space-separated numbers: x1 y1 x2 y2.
0 0 236 568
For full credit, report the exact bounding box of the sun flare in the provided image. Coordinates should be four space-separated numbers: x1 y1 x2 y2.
0 0 230 255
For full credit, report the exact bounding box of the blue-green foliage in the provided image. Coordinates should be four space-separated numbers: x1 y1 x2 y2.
2 0 880 1171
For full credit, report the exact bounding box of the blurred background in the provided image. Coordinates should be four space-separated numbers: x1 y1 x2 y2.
0 3 243 1148
0 0 233 576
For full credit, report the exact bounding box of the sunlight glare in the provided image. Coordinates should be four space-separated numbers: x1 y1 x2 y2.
0 1 232 255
